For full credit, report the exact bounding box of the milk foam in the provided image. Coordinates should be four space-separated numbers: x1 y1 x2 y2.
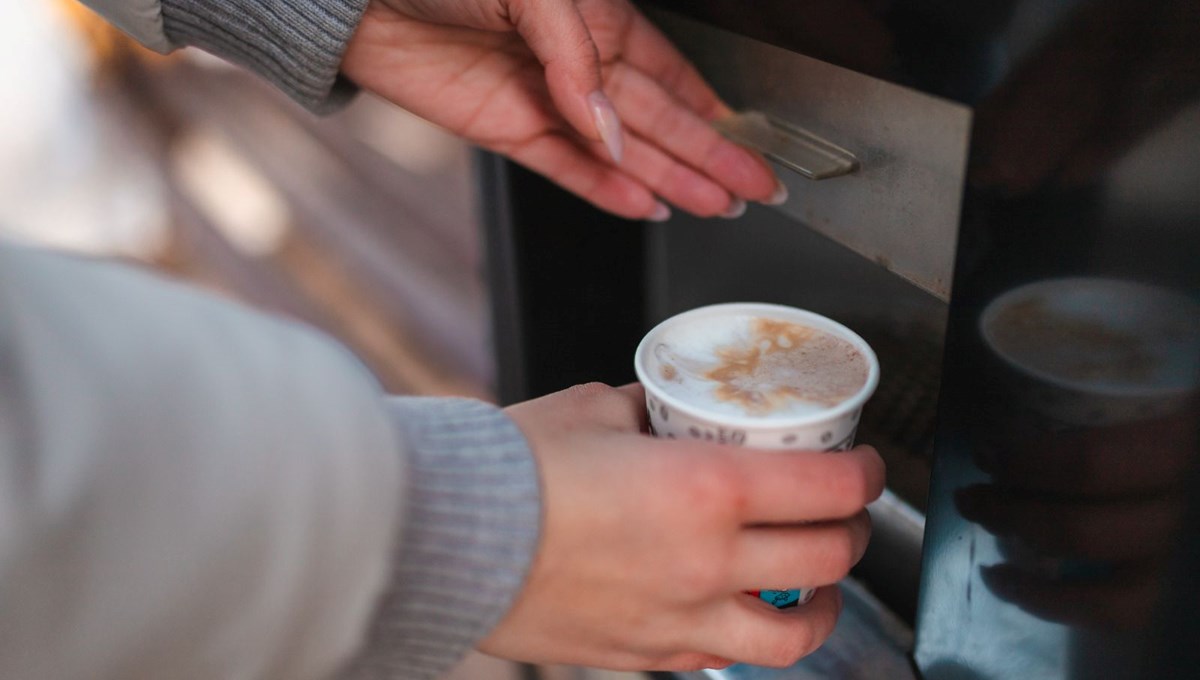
648 314 869 420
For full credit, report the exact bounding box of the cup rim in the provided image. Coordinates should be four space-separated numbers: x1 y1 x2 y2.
634 302 880 429
979 277 1200 399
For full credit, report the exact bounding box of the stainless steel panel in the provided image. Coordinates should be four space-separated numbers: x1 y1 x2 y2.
647 9 972 301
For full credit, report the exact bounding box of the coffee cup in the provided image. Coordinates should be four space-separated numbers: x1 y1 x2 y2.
975 277 1200 583
979 277 1200 429
634 302 880 607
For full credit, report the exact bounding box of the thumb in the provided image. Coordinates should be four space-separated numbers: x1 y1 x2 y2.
508 0 623 163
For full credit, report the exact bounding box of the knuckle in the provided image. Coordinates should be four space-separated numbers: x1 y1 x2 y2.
829 464 872 513
700 136 734 176
565 381 640 427
572 33 599 62
835 452 885 510
771 595 839 664
649 102 687 145
759 628 813 667
866 448 888 500
796 614 830 657
673 547 730 596
852 446 887 502
812 528 856 583
680 454 746 519
659 463 744 595
604 63 630 100
659 58 693 95
567 381 615 401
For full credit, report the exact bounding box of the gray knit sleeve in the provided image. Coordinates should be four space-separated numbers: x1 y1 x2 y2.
161 0 368 112
79 0 368 112
341 397 542 680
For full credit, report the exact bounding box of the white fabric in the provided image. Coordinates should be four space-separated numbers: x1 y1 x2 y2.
0 244 401 680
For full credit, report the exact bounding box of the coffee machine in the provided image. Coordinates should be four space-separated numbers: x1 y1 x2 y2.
479 1 1200 677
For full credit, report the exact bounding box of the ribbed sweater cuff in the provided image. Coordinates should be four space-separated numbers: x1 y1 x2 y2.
343 397 541 680
160 0 368 113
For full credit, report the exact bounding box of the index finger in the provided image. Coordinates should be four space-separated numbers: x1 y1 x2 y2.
621 9 730 120
612 12 782 203
606 64 780 205
727 445 886 523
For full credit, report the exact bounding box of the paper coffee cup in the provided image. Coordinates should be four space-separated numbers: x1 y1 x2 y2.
634 302 880 607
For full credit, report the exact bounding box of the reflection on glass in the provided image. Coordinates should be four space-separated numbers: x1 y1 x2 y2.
959 278 1200 676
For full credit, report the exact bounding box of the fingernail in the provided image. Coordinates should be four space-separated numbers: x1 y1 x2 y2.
648 201 671 222
587 90 623 165
765 181 788 205
721 198 747 219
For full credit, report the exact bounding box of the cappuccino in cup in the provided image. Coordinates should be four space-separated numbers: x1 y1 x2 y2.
980 277 1200 427
635 303 880 607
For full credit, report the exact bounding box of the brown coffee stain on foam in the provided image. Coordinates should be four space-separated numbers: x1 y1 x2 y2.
705 318 868 416
660 363 678 381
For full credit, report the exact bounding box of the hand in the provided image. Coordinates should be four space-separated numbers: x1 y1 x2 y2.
959 410 1196 629
341 0 784 221
485 383 884 671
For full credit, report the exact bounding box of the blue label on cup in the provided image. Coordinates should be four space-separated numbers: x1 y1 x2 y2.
759 588 802 608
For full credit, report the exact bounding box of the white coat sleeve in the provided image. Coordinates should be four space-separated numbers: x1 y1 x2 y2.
0 244 540 680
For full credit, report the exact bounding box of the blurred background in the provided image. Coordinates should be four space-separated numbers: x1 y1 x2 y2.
0 1 638 678
3 0 490 398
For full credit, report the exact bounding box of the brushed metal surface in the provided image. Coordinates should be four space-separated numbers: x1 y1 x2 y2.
648 9 972 301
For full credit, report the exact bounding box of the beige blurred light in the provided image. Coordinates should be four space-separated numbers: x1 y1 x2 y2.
171 126 292 257
52 0 162 72
0 0 168 257
342 94 467 175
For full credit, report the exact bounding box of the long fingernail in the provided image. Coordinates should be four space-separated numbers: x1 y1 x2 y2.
765 181 788 205
648 201 671 222
587 90 623 165
721 198 747 219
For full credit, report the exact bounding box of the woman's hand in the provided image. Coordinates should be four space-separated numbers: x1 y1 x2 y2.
341 0 785 221
488 383 883 671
